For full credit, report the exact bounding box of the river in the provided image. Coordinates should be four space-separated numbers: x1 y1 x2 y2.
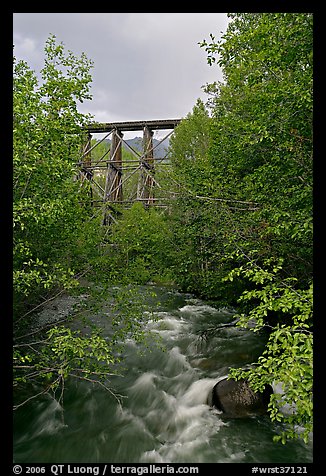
13 285 313 464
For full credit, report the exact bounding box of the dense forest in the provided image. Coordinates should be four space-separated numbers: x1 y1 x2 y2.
13 13 313 445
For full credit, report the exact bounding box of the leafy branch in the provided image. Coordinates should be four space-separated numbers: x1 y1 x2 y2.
224 252 313 443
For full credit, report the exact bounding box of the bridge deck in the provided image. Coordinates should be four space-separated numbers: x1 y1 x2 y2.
85 119 182 133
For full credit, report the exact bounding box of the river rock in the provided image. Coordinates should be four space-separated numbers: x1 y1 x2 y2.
207 377 273 418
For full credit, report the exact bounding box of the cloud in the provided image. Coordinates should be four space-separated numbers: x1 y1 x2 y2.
13 13 230 123
13 33 43 67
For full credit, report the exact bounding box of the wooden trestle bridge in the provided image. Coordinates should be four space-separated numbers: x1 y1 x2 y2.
78 119 181 224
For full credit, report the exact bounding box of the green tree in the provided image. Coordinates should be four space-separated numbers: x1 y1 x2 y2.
167 13 313 442
200 13 313 285
203 13 313 444
13 285 158 410
224 253 313 444
13 34 97 317
100 202 176 285
166 100 228 298
167 100 258 301
13 35 124 409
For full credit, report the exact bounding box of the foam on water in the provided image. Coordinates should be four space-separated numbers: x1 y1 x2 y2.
178 304 221 316
137 382 227 463
147 312 189 341
178 378 217 406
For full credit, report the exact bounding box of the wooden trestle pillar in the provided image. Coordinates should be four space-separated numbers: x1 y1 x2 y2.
103 128 123 224
138 125 155 205
81 132 93 205
107 128 123 202
81 132 93 175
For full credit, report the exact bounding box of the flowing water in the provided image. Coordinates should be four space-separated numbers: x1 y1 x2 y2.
13 286 313 463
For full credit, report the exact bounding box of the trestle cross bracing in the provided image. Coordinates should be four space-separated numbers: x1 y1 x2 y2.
78 119 181 224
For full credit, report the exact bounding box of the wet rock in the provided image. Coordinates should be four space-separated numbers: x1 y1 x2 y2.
207 377 273 418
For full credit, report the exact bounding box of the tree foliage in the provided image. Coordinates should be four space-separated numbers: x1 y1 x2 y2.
166 13 313 443
13 285 158 411
13 34 97 317
97 202 176 285
224 252 313 443
200 13 313 285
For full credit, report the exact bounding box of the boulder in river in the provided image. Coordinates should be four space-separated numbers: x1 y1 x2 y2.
207 377 273 418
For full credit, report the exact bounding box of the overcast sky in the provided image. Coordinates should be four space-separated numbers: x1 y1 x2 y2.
13 13 229 138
